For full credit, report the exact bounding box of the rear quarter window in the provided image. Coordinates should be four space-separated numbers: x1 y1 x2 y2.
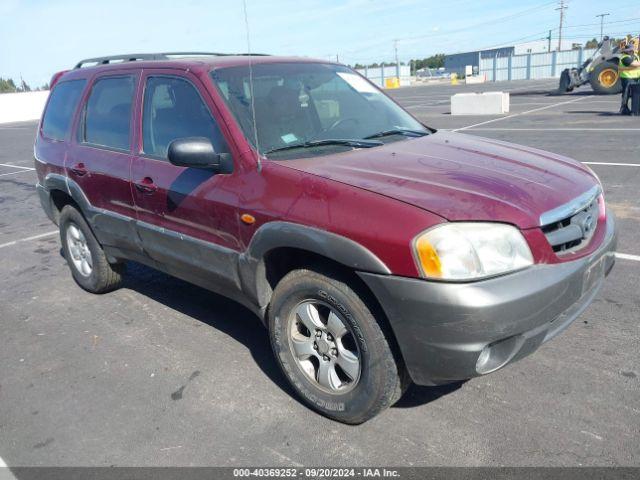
41 79 86 141
83 76 135 151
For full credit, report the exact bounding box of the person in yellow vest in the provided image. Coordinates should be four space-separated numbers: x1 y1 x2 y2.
619 43 640 115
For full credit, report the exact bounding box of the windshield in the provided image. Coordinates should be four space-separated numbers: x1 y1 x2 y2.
210 62 428 158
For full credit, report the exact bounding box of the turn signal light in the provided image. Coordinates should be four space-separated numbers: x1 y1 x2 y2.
414 235 443 278
240 213 256 225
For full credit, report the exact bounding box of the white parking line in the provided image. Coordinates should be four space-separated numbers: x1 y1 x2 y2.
468 128 640 131
0 455 18 480
583 162 640 167
615 253 640 262
453 95 592 132
0 163 35 171
0 169 35 177
0 231 58 249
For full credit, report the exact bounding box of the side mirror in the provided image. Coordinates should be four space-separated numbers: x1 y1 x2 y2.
168 137 224 171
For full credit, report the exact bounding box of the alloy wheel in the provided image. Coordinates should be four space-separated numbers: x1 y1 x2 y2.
66 223 93 277
288 300 361 394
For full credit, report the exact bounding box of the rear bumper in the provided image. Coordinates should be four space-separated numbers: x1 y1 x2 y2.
36 182 57 225
359 214 617 386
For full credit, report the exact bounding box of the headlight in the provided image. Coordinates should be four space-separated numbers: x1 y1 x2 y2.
413 223 533 280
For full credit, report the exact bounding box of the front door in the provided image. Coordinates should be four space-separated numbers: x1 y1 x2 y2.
66 71 140 256
131 70 242 291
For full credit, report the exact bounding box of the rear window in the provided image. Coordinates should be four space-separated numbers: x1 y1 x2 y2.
41 79 86 141
83 76 135 151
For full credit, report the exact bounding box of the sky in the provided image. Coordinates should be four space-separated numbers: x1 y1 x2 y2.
1 0 639 86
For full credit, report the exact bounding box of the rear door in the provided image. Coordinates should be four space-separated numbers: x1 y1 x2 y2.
66 71 141 256
130 69 241 290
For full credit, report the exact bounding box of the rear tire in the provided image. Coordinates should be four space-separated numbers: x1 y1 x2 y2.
268 268 406 424
59 205 124 293
589 62 622 94
558 69 573 93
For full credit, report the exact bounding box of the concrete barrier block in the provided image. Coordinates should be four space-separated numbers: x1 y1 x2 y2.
0 91 50 124
465 75 487 85
451 91 509 116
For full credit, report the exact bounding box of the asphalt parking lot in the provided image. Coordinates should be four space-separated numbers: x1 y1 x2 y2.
0 79 638 467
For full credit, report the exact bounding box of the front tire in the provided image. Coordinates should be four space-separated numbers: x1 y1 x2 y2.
269 268 405 424
590 62 622 94
59 205 124 293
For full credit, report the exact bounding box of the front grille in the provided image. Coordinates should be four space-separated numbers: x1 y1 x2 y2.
540 187 600 254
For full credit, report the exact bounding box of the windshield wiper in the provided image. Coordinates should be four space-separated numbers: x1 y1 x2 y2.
363 128 429 139
263 138 383 155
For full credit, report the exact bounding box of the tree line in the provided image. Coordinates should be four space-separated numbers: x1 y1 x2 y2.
0 78 49 93
352 54 445 73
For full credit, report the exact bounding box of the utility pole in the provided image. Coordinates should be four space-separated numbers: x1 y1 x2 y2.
547 29 553 53
393 39 400 81
556 0 568 51
596 13 610 41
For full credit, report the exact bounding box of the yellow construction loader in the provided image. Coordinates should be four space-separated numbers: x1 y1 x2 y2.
558 35 639 94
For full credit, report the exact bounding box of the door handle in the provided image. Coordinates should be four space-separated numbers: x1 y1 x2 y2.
70 163 87 176
134 177 157 194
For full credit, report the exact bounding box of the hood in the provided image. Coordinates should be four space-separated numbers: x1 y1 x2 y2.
277 131 598 229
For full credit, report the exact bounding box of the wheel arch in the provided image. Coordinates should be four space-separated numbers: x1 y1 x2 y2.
43 173 93 220
41 174 113 257
239 222 391 317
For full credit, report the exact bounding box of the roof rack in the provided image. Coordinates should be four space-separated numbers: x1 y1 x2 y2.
73 52 270 69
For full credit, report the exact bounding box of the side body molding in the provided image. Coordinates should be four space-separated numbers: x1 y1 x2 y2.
238 221 391 313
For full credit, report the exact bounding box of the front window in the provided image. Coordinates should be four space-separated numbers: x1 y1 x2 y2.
211 62 428 159
142 76 228 158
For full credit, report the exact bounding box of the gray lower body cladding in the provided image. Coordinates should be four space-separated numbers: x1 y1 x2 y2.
359 214 617 386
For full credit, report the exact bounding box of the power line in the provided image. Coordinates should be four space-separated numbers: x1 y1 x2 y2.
398 0 557 43
322 0 558 60
560 31 640 39
562 16 640 29
471 30 556 53
334 1 640 66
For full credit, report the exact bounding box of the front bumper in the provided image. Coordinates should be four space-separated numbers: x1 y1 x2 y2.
359 215 617 386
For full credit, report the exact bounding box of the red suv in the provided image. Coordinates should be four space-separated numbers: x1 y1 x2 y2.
35 53 616 423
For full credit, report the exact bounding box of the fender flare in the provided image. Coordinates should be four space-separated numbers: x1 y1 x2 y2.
238 221 391 312
43 173 93 215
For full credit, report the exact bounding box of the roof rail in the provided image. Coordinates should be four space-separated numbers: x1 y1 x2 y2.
73 52 270 69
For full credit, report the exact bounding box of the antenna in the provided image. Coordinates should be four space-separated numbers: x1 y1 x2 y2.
242 0 262 172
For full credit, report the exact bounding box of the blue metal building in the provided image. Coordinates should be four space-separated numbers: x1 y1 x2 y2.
444 47 515 76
